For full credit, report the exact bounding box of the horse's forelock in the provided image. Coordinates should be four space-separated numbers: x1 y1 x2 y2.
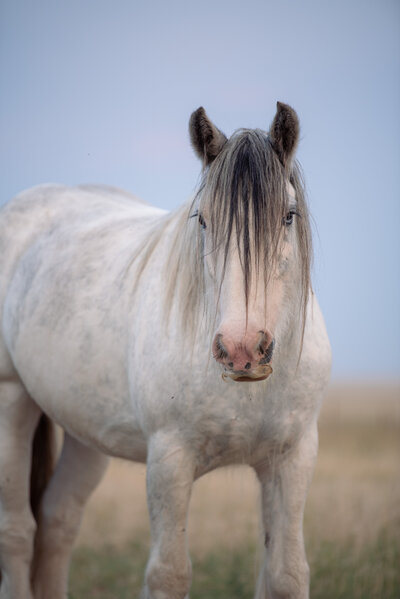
199 130 311 312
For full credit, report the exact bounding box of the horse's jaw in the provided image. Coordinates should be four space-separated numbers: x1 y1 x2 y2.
221 363 273 383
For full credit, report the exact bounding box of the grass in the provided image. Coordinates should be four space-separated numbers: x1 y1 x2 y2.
70 541 147 599
70 526 400 598
310 528 400 599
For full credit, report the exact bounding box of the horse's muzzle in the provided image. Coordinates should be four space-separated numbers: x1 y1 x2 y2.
222 363 273 383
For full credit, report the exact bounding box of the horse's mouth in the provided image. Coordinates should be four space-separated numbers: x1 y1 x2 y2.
222 363 273 383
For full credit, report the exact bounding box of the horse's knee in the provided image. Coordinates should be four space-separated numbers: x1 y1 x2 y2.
32 503 78 599
267 564 310 599
0 511 36 559
145 556 192 599
0 512 36 598
37 500 80 552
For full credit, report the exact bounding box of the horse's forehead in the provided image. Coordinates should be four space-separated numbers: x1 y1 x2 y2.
201 177 296 211
286 180 296 201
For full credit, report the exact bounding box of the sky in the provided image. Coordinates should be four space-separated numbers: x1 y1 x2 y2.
1 0 399 380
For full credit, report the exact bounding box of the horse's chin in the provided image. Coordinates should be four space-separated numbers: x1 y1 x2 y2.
222 364 273 383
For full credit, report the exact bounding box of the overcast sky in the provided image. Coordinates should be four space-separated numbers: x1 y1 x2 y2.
1 0 399 380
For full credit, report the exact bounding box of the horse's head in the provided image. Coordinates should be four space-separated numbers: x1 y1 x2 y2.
189 103 311 382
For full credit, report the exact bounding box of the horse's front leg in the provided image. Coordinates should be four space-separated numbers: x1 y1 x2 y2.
253 423 318 599
142 432 195 599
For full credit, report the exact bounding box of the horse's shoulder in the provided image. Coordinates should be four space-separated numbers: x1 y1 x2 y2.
299 293 332 387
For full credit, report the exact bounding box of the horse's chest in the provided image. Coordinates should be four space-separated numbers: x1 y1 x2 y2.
189 397 301 476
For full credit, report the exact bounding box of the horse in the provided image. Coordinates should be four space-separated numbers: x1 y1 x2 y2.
0 102 331 599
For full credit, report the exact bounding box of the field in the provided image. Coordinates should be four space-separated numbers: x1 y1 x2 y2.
69 383 400 598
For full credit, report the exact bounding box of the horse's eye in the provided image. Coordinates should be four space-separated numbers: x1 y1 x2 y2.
189 209 207 229
198 213 207 229
284 210 299 226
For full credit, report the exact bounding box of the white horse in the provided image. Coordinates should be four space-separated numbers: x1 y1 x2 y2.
0 102 331 599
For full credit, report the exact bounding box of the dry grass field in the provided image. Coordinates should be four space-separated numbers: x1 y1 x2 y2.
70 383 400 598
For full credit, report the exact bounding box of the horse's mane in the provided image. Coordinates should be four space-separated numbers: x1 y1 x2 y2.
162 128 312 348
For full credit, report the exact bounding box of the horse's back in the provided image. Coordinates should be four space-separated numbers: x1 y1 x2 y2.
1 182 161 241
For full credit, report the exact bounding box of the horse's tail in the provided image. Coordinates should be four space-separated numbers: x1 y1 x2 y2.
30 413 55 521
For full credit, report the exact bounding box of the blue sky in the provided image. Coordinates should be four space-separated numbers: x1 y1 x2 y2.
1 0 399 379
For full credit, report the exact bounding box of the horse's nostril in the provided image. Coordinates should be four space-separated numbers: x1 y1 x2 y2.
228 362 234 368
213 334 229 362
260 339 275 364
245 362 251 370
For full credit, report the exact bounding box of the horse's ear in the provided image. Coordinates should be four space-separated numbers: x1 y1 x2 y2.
189 107 227 166
269 102 300 167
